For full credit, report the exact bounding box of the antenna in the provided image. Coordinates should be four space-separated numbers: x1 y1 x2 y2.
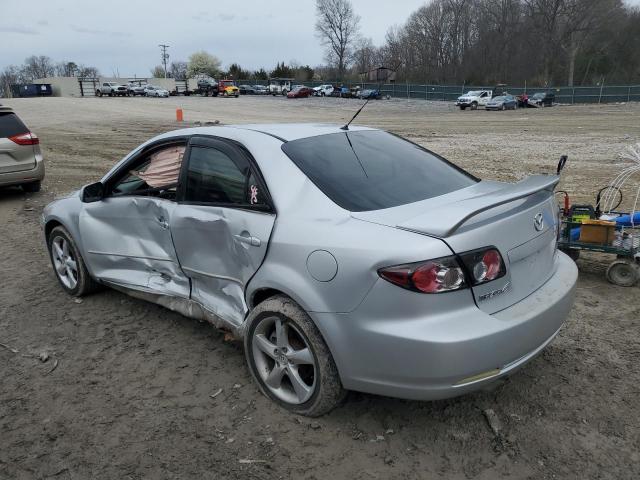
341 98 371 130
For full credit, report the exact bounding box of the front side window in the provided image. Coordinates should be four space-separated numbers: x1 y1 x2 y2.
183 146 268 207
281 130 477 212
111 144 185 199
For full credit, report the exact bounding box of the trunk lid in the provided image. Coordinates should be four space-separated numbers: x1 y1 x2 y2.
352 176 560 314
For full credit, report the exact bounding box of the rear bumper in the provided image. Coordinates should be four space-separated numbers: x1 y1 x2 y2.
311 252 578 400
0 154 45 188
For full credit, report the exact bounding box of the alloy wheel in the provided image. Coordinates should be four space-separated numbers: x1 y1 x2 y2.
51 236 78 289
251 315 317 404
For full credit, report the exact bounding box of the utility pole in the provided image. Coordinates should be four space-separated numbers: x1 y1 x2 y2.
159 44 170 78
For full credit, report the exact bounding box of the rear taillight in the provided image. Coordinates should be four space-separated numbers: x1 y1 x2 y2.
459 247 506 285
9 132 39 145
379 246 506 293
379 256 467 294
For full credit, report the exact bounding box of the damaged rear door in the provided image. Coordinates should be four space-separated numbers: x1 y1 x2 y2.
171 136 276 328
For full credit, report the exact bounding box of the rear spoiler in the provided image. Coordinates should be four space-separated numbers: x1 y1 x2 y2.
399 175 560 237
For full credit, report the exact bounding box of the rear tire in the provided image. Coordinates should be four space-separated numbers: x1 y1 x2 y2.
96 90 102 97
47 226 100 297
244 295 346 417
22 181 41 193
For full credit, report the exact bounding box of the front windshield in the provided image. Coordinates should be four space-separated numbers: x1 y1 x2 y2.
492 96 505 101
466 91 481 96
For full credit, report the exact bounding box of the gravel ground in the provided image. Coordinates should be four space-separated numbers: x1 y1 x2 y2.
1 96 639 480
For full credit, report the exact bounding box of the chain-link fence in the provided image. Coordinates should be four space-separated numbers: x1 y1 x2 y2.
241 80 640 104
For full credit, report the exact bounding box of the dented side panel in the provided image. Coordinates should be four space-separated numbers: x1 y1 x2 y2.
79 196 190 297
171 204 276 327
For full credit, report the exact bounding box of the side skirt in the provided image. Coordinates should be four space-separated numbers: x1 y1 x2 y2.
104 281 244 339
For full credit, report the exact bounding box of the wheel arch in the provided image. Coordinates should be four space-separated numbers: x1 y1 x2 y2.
244 286 347 384
44 218 64 243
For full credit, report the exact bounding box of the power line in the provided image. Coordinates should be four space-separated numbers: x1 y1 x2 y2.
158 44 170 79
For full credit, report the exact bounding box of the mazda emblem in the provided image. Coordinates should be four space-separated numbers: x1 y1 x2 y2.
534 213 544 231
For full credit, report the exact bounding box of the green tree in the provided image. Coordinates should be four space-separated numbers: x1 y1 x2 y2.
253 68 269 80
227 63 252 80
270 62 294 78
150 65 166 78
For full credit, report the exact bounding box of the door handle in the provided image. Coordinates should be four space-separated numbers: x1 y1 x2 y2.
234 234 261 247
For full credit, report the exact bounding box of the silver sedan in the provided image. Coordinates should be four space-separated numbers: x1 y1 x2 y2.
42 124 577 416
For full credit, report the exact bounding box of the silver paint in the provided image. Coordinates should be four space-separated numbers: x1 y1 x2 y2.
42 123 578 402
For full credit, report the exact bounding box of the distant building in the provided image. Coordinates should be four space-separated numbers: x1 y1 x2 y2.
362 67 396 83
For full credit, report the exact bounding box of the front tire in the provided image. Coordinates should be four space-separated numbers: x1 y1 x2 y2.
244 295 345 417
48 226 100 297
471 102 478 110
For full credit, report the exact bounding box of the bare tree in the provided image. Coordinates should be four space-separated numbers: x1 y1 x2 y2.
562 0 621 86
76 65 99 78
352 37 378 75
22 55 55 80
315 0 360 80
55 61 78 77
0 65 23 97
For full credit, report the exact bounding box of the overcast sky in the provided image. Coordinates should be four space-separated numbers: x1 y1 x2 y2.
1 0 639 77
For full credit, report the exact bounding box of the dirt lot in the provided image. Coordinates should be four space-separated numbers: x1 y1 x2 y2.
1 96 639 480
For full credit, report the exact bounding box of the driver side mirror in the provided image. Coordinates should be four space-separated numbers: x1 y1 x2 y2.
81 181 104 203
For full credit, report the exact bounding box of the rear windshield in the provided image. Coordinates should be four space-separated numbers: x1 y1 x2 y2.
281 130 477 212
0 112 28 139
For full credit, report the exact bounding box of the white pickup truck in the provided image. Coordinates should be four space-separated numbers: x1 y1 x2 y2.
455 90 493 110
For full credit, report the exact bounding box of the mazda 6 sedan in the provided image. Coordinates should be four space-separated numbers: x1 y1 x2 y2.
42 124 578 416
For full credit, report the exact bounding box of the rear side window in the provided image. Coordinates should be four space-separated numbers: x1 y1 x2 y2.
0 113 28 139
281 130 477 212
185 146 246 204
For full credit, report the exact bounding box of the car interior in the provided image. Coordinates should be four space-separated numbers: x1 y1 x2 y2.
110 142 186 200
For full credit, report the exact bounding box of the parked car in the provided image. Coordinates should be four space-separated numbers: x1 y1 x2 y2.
239 85 256 95
0 105 44 192
144 85 170 98
196 78 219 97
269 78 294 96
456 90 492 110
531 91 555 107
96 82 129 97
42 123 577 416
128 82 147 96
486 95 518 110
253 85 268 95
357 89 381 100
287 87 315 98
314 84 334 96
339 86 361 98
